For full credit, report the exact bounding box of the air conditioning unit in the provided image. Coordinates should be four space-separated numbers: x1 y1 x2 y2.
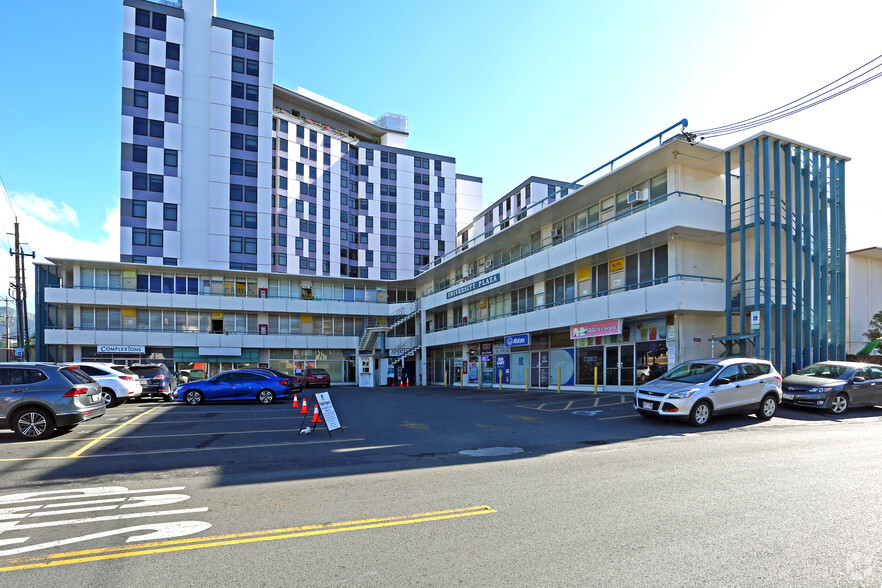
550 228 562 238
485 259 493 268
627 190 648 204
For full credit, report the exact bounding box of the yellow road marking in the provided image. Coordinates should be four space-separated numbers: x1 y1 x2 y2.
0 505 496 571
506 414 543 423
399 421 429 431
0 438 364 463
68 406 162 458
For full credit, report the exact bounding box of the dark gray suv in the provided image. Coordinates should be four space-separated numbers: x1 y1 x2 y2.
0 363 105 440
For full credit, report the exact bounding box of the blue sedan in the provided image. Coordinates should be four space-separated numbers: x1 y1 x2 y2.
175 369 294 405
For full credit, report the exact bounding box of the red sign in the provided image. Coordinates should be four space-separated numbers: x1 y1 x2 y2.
258 324 268 335
570 319 622 339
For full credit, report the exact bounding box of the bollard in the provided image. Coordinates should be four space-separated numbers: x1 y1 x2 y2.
557 367 561 393
498 369 502 391
594 366 598 395
525 368 529 392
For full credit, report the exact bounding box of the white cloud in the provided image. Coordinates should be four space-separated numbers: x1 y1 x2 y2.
0 190 118 313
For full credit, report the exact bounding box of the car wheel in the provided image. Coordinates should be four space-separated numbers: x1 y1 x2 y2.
100 388 118 408
756 394 778 420
13 408 54 441
257 389 275 404
688 400 712 427
184 390 204 405
829 393 849 415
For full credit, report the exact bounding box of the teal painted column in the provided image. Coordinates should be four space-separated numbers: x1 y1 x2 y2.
802 149 812 366
793 147 803 370
819 155 829 362
753 139 761 355
725 151 733 337
773 140 783 372
739 145 747 336
784 144 794 374
762 137 773 362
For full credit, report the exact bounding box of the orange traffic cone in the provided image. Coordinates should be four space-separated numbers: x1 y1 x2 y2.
311 405 322 424
291 393 299 407
406 376 409 387
399 380 403 387
300 398 309 414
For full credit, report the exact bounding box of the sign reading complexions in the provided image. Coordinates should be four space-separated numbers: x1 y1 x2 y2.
97 345 145 354
570 319 623 339
446 273 500 299
504 333 530 347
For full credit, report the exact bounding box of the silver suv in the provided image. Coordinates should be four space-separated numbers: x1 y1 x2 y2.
634 357 782 426
0 363 105 440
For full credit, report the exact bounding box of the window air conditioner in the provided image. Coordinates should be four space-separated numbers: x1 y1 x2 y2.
485 259 493 268
627 190 648 204
550 228 562 238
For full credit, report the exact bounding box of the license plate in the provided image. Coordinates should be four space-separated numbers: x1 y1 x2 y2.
783 393 793 400
91 394 99 403
642 401 654 409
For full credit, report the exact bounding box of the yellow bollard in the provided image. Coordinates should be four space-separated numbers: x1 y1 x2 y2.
444 370 448 387
557 367 561 393
594 366 598 395
461 372 464 388
525 368 529 392
498 369 502 391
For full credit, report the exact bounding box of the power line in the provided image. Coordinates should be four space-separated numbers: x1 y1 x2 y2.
690 52 882 139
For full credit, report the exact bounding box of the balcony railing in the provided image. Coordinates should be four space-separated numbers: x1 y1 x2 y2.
426 273 723 334
430 191 723 295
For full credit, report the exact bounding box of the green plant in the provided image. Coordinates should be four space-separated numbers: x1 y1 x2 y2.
863 309 882 341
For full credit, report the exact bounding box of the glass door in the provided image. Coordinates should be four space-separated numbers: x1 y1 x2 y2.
620 344 635 387
605 346 619 387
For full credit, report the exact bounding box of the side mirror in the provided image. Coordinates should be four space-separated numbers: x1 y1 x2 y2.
714 377 731 386
852 375 866 383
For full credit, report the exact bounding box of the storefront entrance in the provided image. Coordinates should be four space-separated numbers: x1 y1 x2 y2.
604 344 635 389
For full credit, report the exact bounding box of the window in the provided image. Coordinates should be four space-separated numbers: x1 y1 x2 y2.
136 8 150 27
245 109 258 126
134 36 150 54
230 211 243 227
132 200 147 218
232 31 245 48
309 130 317 143
245 84 258 101
150 66 165 85
230 185 243 201
231 158 243 175
149 119 163 138
165 95 178 114
166 42 180 61
244 160 257 177
279 138 288 152
132 145 147 163
132 228 147 246
134 62 149 81
163 203 177 221
149 174 163 192
132 172 148 191
231 81 245 99
164 149 177 167
152 12 166 31
232 56 245 74
148 229 163 247
230 236 243 253
296 125 304 139
246 59 259 76
244 186 257 202
279 119 288 133
246 34 259 51
134 90 148 108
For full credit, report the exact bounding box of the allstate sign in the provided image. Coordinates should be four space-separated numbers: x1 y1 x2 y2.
504 334 530 347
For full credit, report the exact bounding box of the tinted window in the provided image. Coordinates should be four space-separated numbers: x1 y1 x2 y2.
61 368 94 385
716 365 742 382
795 363 849 380
129 366 162 377
870 367 882 380
111 365 136 375
742 362 770 377
0 368 26 385
79 366 110 377
24 369 49 384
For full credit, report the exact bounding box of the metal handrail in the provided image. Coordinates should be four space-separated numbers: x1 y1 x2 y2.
425 273 723 334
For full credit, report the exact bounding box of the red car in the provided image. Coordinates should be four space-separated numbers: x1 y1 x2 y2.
300 368 331 388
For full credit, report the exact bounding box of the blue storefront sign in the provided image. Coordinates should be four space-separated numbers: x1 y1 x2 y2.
504 333 530 347
494 355 510 384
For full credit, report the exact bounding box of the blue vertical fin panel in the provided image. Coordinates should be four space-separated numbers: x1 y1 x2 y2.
802 148 812 367
762 137 773 362
818 154 829 362
725 151 733 338
753 139 761 354
792 146 802 371
773 140 783 373
739 145 747 336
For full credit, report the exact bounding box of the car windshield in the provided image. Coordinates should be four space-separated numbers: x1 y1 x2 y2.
795 364 850 380
661 362 720 383
111 365 137 376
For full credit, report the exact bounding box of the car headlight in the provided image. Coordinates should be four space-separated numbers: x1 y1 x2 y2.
808 387 835 394
668 388 700 399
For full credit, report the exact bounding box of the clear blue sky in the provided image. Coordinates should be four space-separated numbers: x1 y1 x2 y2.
2 0 881 282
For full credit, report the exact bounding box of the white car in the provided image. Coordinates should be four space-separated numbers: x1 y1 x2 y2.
634 357 782 426
68 363 143 408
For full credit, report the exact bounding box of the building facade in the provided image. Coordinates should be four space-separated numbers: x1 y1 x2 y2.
33 0 850 390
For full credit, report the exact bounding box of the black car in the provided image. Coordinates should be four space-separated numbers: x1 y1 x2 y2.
781 361 882 415
129 363 178 401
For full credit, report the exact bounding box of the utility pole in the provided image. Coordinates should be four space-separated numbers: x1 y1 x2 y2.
8 221 35 362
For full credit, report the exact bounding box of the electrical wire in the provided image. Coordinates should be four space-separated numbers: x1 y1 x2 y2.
692 52 882 139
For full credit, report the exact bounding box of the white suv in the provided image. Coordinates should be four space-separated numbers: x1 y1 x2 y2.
68 363 142 408
634 357 782 426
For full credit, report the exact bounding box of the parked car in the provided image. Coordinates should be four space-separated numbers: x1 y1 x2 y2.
634 357 782 426
128 363 177 402
250 368 303 393
175 369 295 405
781 361 882 415
67 362 142 408
300 368 331 388
0 362 105 440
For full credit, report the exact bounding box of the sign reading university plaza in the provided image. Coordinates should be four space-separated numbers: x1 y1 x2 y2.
446 273 501 299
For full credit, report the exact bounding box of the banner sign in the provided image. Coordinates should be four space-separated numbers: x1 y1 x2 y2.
570 319 623 339
504 334 530 347
609 258 625 272
98 345 145 354
315 392 342 432
446 273 500 299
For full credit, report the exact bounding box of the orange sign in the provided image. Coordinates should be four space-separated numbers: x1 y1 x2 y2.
609 258 624 272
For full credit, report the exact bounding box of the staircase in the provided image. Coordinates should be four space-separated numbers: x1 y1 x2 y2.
358 299 420 354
